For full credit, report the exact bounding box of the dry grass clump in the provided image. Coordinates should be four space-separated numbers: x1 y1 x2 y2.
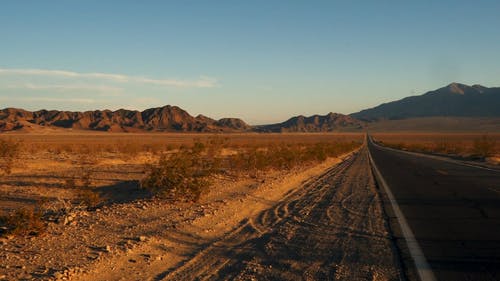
141 149 211 202
0 138 21 175
228 142 359 172
473 135 497 158
0 207 45 237
142 139 361 202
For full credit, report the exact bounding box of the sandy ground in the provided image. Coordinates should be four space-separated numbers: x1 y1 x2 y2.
0 146 403 281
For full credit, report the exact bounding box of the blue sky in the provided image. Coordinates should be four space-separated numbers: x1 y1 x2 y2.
1 1 499 124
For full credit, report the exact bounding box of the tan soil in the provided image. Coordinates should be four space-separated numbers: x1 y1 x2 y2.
0 146 403 281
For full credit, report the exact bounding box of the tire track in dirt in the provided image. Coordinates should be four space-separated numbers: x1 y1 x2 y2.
161 146 404 281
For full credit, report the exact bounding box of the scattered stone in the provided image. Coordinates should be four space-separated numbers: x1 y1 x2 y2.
138 236 147 242
104 245 111 252
63 214 76 225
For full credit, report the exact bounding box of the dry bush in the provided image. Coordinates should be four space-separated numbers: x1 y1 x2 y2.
0 207 45 237
229 141 360 173
141 147 211 202
141 140 361 202
75 162 103 208
76 189 102 208
473 135 497 158
374 133 500 159
64 178 77 189
0 138 21 175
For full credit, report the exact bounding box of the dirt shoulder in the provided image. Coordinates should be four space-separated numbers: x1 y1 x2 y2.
0 149 357 281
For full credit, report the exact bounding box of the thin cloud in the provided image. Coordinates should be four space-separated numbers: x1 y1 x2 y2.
0 67 218 88
0 96 98 104
6 83 124 93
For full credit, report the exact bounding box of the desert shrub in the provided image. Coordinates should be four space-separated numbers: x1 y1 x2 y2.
0 207 45 237
473 135 497 158
205 137 230 157
433 140 465 155
142 140 361 202
80 169 92 188
76 165 103 208
141 148 211 202
64 178 76 189
227 141 360 174
0 138 21 175
76 188 102 208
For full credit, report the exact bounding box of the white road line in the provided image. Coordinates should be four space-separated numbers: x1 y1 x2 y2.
371 140 499 173
368 145 437 281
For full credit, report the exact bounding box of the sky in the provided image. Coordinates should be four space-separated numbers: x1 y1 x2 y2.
1 1 499 124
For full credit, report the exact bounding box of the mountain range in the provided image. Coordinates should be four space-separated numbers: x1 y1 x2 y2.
256 113 363 132
0 106 251 133
1 83 499 133
350 83 500 121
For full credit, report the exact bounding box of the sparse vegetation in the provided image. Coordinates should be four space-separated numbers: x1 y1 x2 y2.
0 207 45 237
473 135 497 158
141 138 361 201
374 133 500 162
0 133 363 220
0 138 21 175
141 145 213 202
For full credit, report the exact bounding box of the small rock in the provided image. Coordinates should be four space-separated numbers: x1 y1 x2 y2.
138 236 147 242
104 245 111 252
53 272 64 279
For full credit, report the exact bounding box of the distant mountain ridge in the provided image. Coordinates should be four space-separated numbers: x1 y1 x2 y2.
350 83 500 121
0 105 251 132
256 112 364 132
1 82 499 133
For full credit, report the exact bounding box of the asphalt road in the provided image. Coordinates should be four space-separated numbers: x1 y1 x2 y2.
368 137 500 281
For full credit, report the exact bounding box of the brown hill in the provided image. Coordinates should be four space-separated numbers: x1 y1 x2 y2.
0 105 251 133
350 83 500 121
256 112 364 132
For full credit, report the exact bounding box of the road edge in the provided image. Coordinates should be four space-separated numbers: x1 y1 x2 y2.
367 143 437 281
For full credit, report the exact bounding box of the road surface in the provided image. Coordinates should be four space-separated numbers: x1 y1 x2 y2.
368 137 500 281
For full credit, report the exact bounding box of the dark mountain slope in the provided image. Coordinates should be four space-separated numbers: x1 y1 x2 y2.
350 83 500 121
256 112 364 132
